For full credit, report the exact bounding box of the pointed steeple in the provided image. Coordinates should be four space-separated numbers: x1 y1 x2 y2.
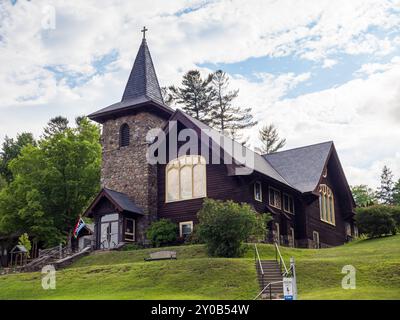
88 28 173 124
121 35 164 105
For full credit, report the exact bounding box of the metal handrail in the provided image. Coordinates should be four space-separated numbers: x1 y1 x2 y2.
274 242 289 275
254 244 264 275
254 280 284 300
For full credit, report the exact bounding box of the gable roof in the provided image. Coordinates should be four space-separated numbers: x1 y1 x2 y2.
83 188 144 217
165 110 292 188
88 38 174 123
263 141 333 193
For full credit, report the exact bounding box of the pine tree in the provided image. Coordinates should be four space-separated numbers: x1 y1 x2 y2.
42 116 69 139
169 70 214 124
256 123 286 154
377 165 394 204
210 70 257 136
393 179 400 205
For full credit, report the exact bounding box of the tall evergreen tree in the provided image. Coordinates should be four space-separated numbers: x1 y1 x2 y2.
377 165 394 204
210 70 257 136
169 70 214 124
256 123 286 154
42 116 69 139
0 132 36 182
393 179 400 206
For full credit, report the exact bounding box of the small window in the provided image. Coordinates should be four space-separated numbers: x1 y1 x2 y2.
345 222 352 236
254 181 262 202
322 167 328 178
274 222 280 244
125 218 135 242
179 221 193 238
283 193 295 214
313 231 320 249
289 227 295 248
120 123 130 147
269 187 281 209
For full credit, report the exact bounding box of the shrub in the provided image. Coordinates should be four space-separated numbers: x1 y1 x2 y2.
388 206 400 229
146 219 178 247
197 198 268 257
355 205 397 238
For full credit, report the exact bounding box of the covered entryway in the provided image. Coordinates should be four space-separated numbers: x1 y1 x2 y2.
83 188 144 250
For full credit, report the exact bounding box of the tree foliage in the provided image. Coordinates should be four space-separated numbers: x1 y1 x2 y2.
256 123 286 154
0 117 101 246
351 185 377 207
393 179 400 206
146 219 178 247
18 233 32 258
355 205 397 238
197 199 268 257
0 132 36 182
169 70 215 125
210 70 257 137
377 165 395 204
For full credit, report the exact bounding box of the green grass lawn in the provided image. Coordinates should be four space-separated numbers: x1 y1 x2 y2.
1 235 399 300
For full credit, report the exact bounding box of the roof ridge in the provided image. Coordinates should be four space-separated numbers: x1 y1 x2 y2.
173 110 293 188
263 140 333 157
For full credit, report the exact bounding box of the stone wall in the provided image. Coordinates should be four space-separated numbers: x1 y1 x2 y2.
101 111 166 243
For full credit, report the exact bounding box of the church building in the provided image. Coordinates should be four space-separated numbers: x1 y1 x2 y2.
83 29 357 249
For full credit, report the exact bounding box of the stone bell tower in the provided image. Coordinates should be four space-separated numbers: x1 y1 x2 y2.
87 28 174 242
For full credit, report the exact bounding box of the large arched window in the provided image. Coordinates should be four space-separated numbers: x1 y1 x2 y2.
319 184 335 225
120 123 130 147
166 155 206 202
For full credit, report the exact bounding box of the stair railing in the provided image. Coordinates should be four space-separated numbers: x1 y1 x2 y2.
254 280 284 300
274 241 289 276
254 244 264 288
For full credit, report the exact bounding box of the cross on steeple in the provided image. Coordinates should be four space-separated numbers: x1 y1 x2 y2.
141 26 148 39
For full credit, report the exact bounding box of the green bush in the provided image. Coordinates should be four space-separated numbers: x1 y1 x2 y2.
197 198 268 257
355 205 397 238
146 219 178 247
389 206 400 229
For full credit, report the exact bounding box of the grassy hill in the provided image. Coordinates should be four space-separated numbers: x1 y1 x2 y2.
1 235 399 300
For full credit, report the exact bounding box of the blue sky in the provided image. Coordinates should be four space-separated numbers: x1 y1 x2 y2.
0 0 400 188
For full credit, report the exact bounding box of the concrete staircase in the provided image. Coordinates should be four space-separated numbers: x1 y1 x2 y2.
255 260 284 300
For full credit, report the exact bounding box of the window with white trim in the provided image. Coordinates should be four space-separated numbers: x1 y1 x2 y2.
269 187 281 209
319 184 335 225
179 221 193 238
124 218 135 242
313 231 320 249
254 181 262 202
166 155 206 202
283 193 295 214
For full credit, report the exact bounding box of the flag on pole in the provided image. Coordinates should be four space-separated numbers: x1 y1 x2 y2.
73 217 86 238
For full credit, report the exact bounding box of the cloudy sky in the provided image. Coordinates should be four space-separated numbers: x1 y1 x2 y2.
0 0 399 188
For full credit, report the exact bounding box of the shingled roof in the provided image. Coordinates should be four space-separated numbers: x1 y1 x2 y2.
88 38 173 123
166 110 291 188
263 141 333 193
83 188 144 217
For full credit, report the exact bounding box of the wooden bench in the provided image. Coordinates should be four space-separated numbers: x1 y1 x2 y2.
144 250 177 261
